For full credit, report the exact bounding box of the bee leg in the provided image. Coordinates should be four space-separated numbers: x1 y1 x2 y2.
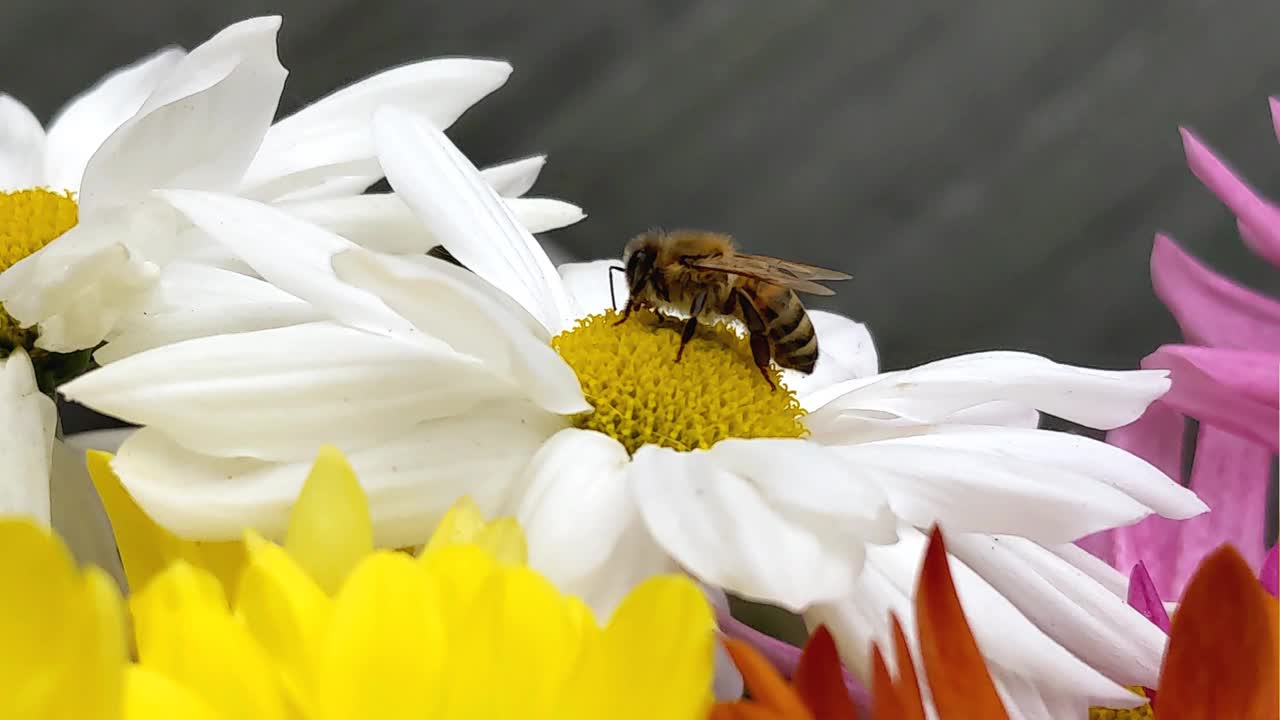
613 301 634 326
675 291 708 362
734 289 776 391
749 332 775 390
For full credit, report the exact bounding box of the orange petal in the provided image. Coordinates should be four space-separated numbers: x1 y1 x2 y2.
792 626 858 720
871 643 901 720
888 615 927 720
709 705 795 720
1156 544 1279 720
915 526 1008 720
719 637 814 719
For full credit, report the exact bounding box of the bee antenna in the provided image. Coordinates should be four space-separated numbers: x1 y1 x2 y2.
608 265 627 311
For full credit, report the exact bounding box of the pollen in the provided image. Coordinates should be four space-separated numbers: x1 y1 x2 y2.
551 308 807 455
1089 687 1154 720
0 189 78 352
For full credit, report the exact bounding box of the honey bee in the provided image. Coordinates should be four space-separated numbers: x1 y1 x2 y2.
611 229 851 389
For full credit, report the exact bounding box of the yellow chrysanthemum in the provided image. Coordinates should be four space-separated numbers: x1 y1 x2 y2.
0 519 125 719
86 444 717 718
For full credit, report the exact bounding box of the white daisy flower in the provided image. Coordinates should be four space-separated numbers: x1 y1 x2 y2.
0 16 585 583
0 15 581 357
61 107 1205 718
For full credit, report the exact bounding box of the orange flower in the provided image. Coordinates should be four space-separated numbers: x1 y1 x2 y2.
713 532 1278 720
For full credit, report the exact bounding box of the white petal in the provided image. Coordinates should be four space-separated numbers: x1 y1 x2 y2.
48 439 124 589
31 257 161 352
62 321 511 461
277 193 431 254
631 445 856 611
77 17 287 213
96 262 323 363
838 527 1138 706
898 426 1203 520
0 210 162 351
802 559 907 681
517 428 675 614
946 533 1164 688
44 47 186 192
995 673 1098 720
276 192 584 254
558 259 626 318
333 248 588 415
506 197 586 234
157 189 424 342
373 106 572 332
113 402 563 545
1047 542 1129 598
809 351 1170 430
0 349 55 523
706 438 897 547
0 95 47 190
480 155 545 197
827 428 1182 543
945 401 1040 428
241 58 511 200
267 173 379 203
784 310 878 408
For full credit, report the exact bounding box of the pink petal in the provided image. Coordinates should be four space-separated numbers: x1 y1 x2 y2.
1107 427 1272 598
1261 544 1278 598
1151 233 1280 352
1106 399 1187 484
1173 426 1272 583
1102 515 1185 599
715 607 871 709
1127 562 1171 634
1180 128 1280 268
1270 97 1280 144
1142 345 1279 453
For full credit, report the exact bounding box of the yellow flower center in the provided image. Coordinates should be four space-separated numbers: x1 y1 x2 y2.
1089 687 1154 719
0 189 78 353
551 309 807 455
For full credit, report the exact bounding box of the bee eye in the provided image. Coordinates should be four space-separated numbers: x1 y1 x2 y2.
626 249 654 288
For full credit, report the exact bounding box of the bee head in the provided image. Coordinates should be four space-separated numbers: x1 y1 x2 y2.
621 231 661 294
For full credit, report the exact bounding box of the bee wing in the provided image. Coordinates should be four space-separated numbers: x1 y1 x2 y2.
688 253 851 296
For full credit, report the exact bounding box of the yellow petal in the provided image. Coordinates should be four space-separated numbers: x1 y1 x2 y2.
123 666 224 720
76 567 129 720
87 451 244 598
236 532 331 712
419 543 501 615
473 517 528 566
601 575 716 720
440 566 586 719
284 445 372 595
87 450 175 593
421 496 486 553
0 519 127 720
130 562 286 720
421 496 526 566
316 552 446 720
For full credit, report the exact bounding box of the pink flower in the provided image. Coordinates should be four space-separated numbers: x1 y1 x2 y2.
1079 99 1280 599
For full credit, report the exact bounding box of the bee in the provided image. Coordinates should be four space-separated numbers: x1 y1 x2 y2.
610 229 851 389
